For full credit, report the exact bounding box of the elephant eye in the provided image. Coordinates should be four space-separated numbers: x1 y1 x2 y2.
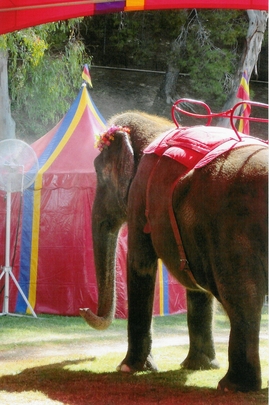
95 162 113 184
101 163 113 181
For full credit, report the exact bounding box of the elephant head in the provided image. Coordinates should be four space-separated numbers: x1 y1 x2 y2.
80 111 173 330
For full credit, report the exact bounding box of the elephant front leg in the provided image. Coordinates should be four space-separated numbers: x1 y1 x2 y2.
118 234 158 373
181 290 219 370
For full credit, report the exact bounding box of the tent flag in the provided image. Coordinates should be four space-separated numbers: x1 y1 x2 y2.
82 64 93 88
236 70 251 134
15 85 106 313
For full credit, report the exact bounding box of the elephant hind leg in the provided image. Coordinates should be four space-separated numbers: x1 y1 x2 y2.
218 284 264 392
218 317 262 392
181 290 219 371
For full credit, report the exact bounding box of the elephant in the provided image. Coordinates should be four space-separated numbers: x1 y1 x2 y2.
80 111 268 392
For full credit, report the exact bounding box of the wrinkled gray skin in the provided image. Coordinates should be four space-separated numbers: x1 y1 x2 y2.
80 111 268 392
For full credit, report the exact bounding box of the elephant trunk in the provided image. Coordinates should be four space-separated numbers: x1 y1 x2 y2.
79 211 121 330
80 127 135 330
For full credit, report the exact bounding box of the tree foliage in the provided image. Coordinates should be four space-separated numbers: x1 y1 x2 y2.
173 10 249 104
0 20 89 139
81 11 189 70
82 10 252 105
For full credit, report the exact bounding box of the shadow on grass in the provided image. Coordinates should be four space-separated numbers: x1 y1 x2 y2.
0 358 268 405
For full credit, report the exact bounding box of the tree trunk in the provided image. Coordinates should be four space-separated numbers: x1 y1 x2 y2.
217 10 268 128
151 66 179 115
0 49 16 140
152 23 188 115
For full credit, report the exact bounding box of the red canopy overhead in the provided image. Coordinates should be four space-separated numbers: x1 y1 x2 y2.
0 0 267 35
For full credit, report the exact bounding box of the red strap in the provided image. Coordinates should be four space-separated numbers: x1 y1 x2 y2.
144 156 162 234
167 177 207 290
144 157 203 290
168 177 189 272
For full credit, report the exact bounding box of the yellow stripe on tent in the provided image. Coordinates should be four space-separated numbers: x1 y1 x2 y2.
158 259 164 316
26 189 41 313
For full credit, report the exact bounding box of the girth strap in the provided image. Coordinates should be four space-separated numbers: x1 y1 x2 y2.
143 157 201 289
168 176 189 273
144 156 162 234
168 176 202 288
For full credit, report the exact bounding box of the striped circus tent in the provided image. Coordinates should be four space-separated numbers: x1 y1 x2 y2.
154 260 186 316
0 84 186 317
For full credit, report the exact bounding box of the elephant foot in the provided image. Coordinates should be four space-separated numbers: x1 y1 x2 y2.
181 353 219 370
217 373 261 392
217 379 238 393
117 354 158 373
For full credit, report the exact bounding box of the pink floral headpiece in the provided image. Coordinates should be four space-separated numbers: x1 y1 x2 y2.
95 125 131 152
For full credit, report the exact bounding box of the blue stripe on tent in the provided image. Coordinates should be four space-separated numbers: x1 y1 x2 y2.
15 87 84 312
89 94 107 126
15 188 34 312
162 264 169 315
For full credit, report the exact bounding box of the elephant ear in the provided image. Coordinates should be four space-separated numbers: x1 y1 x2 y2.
94 126 135 209
113 130 135 205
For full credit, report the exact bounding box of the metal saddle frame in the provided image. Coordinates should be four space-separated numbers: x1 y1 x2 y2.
172 99 268 141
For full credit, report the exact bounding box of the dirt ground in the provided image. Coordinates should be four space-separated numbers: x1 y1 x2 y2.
89 67 167 120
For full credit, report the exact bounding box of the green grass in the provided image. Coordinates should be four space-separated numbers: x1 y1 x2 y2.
0 305 268 404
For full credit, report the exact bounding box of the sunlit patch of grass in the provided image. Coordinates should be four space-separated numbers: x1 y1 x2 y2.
63 353 123 373
0 391 63 405
62 333 268 390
